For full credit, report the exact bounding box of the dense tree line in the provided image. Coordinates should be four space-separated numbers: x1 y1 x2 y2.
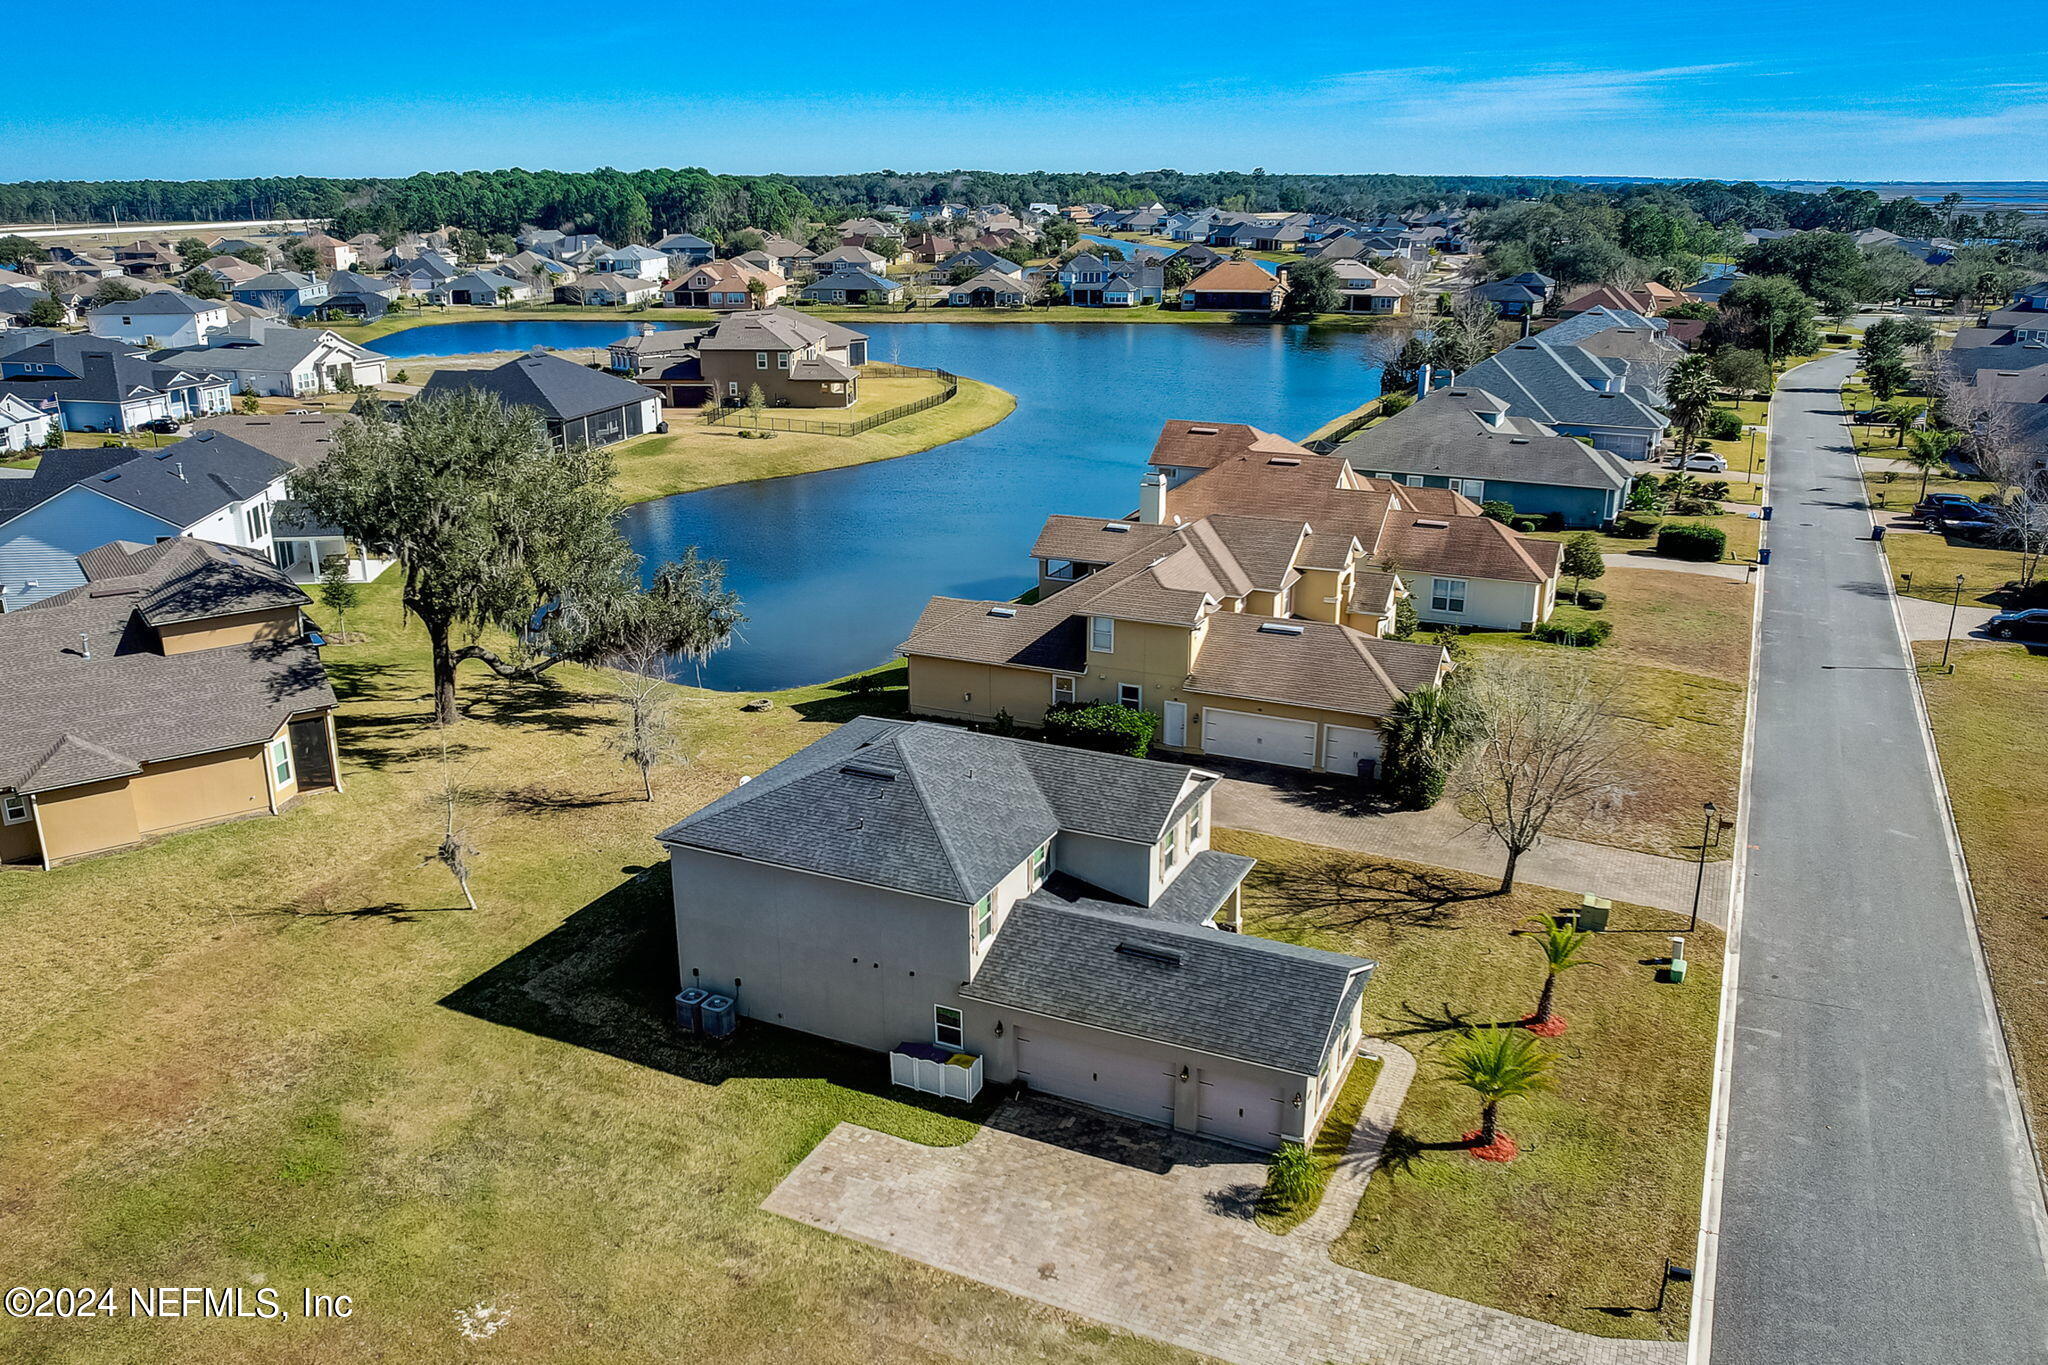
781 169 1582 217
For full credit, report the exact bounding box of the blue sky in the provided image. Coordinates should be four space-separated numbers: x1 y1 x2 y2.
6 2 2046 183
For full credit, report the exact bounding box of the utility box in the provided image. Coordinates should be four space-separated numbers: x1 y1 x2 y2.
1576 894 1612 932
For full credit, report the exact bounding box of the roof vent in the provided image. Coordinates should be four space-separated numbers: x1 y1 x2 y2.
1447 389 1470 397
1187 425 1219 435
1101 522 1130 533
1115 942 1183 968
1266 456 1301 466
1510 437 1529 444
840 763 899 781
1257 622 1305 635
986 606 1017 618
1413 518 1449 529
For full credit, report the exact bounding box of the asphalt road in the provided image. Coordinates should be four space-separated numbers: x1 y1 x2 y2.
1712 351 2048 1362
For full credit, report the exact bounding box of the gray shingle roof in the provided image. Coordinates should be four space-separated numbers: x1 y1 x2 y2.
963 897 1373 1075
1341 386 1633 492
1454 339 1668 434
0 446 145 525
80 432 290 527
0 538 329 795
418 351 658 422
86 290 221 318
656 717 1211 904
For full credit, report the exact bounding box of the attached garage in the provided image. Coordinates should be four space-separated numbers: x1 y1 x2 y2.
1196 1067 1285 1148
1014 1023 1174 1125
1322 724 1381 778
1202 708 1316 769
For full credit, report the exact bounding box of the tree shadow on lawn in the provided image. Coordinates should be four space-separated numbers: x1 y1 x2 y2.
1244 854 1498 932
788 664 911 725
461 676 610 736
438 865 1001 1129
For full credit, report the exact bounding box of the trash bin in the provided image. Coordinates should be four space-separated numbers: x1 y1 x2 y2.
1761 504 1774 521
1872 525 1887 544
1758 547 1771 566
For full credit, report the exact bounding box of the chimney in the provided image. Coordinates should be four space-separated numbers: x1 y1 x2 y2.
1139 470 1169 525
79 632 91 660
1417 365 1432 398
638 322 655 336
172 462 184 480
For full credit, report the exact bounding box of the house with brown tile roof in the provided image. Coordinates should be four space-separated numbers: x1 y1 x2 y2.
1180 261 1285 313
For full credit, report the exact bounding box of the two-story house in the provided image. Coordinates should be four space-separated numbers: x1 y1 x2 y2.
88 291 232 348
0 333 232 433
656 717 1376 1149
1327 260 1410 314
1180 260 1285 313
0 431 293 608
1059 253 1166 307
594 245 670 280
665 260 788 310
155 317 389 397
651 232 716 267
1450 337 1671 461
0 536 338 867
230 270 330 316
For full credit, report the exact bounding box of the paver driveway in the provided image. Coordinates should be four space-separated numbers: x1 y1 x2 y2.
766 1094 1684 1365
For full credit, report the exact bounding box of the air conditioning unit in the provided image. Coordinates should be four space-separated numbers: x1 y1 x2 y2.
699 992 737 1039
673 987 708 1033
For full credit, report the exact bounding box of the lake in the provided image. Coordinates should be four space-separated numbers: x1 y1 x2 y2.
371 320 1388 692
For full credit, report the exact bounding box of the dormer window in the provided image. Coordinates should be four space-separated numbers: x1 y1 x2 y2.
1160 822 1179 872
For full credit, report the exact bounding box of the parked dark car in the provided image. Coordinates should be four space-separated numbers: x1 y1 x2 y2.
1986 608 2048 643
1913 493 1994 523
139 418 182 435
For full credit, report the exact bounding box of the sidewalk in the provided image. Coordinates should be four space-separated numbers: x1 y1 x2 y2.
1213 771 1731 926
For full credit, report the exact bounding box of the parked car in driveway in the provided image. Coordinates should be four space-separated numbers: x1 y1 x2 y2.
1986 608 2048 642
1669 452 1728 473
1914 493 1995 523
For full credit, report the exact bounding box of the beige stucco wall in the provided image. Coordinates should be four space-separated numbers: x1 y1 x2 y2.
699 351 855 408
1414 575 1547 632
156 606 302 655
906 655 1061 725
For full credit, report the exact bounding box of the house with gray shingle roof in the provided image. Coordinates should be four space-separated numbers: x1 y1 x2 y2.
655 715 1374 1149
419 350 661 447
1448 337 1670 461
0 536 337 868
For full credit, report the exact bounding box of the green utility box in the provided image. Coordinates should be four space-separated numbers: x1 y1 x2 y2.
1665 958 1688 984
1576 894 1612 932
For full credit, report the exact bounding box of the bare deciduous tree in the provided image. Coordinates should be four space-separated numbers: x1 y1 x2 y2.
1451 658 1630 893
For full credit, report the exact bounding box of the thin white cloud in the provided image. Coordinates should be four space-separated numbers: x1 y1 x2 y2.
1298 64 1741 126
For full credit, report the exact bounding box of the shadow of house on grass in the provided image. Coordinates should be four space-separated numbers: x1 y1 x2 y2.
438 863 1001 1127
787 662 911 726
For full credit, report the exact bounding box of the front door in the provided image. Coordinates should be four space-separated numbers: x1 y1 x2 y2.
1162 700 1188 747
288 716 336 791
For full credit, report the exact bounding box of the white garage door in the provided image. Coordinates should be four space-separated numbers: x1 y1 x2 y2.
1015 1026 1174 1124
1197 1068 1283 1149
1323 725 1382 777
1203 708 1316 769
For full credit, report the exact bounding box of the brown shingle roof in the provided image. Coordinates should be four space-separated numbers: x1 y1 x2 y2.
1186 614 1443 719
1186 261 1283 295
1148 420 1310 472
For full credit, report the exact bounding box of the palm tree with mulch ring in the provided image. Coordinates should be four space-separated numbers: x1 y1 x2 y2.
1442 1027 1553 1162
1524 916 1593 1036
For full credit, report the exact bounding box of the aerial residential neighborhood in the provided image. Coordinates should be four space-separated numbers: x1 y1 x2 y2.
3 20 2048 1365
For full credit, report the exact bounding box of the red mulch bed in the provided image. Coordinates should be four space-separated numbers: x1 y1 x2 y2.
1462 1129 1520 1162
1526 1014 1569 1037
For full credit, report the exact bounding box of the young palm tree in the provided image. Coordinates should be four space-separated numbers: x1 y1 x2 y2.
1664 352 1719 456
1442 1028 1553 1151
1524 917 1593 1030
1904 429 1962 502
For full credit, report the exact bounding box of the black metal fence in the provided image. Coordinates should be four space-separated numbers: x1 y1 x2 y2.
701 364 960 436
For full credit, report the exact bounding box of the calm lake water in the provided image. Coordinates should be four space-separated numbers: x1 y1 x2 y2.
372 320 1387 691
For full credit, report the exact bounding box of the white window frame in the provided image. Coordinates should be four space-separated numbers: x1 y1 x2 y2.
727 381 739 399
1090 616 1114 653
973 894 993 944
1160 822 1179 871
1052 675 1076 705
1451 478 1485 500
269 736 292 786
755 351 769 369
777 352 789 369
1430 577 1468 614
1186 806 1203 846
1118 682 1143 709
1404 475 1424 487
1030 841 1050 885
934 1005 964 1049
244 500 267 540
2 793 28 825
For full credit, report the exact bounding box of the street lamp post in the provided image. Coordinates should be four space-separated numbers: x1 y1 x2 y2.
1688 801 1717 935
1941 573 1966 672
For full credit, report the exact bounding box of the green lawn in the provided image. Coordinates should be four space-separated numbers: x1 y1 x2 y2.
0 579 1198 1365
608 376 1015 505
1459 566 1752 860
1531 510 1763 563
1224 830 1719 1341
1915 641 2048 1161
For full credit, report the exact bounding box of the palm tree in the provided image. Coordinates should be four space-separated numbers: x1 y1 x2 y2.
1441 1028 1553 1151
1903 429 1962 502
1524 917 1593 1031
1664 352 1719 456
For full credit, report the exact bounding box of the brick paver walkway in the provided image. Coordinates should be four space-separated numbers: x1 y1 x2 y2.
1213 773 1732 926
1292 1040 1416 1251
766 1105 1685 1365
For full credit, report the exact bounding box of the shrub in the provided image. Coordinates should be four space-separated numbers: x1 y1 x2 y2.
1480 500 1515 523
1617 511 1663 539
1700 479 1732 502
1656 522 1727 561
1511 517 1541 532
1534 619 1612 647
1575 588 1607 610
1261 1142 1325 1215
1378 391 1414 416
1042 701 1157 758
1706 408 1744 441
1825 332 1852 345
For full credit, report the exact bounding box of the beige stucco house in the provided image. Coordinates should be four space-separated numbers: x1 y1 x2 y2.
0 538 338 868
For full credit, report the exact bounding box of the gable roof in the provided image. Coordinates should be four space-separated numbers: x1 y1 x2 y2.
67 433 291 528
1186 260 1282 294
1340 386 1634 492
0 446 146 525
0 537 330 796
1453 339 1668 433
655 716 1209 904
87 290 221 319
418 351 658 421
